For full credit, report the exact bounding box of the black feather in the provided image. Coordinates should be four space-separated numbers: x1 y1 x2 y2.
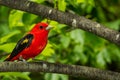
5 34 34 61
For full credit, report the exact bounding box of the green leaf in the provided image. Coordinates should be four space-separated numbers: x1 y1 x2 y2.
96 48 110 69
0 23 10 37
58 0 67 11
45 73 52 80
96 52 106 68
103 49 111 63
40 43 55 57
77 0 85 3
0 43 16 52
9 10 24 29
58 74 68 80
30 0 45 3
60 34 70 48
86 0 95 6
104 20 120 30
22 13 38 25
107 44 120 61
73 45 87 64
0 30 20 44
0 72 30 80
85 32 105 52
70 29 85 44
45 73 68 80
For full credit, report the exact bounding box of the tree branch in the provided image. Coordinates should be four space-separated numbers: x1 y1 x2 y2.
0 62 119 80
0 0 120 45
0 0 120 79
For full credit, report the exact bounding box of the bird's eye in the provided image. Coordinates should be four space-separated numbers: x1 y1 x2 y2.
39 26 43 29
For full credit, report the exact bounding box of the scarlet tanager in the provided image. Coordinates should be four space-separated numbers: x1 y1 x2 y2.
5 22 52 61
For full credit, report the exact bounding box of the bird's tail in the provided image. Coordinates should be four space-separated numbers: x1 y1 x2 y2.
4 54 11 61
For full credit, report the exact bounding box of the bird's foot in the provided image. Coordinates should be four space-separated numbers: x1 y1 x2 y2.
18 55 27 62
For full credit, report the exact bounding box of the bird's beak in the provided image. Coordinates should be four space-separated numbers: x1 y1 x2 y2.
46 25 53 30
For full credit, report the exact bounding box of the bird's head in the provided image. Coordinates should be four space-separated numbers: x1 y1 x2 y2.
30 22 53 34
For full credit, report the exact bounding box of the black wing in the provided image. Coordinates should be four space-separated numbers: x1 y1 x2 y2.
8 34 34 60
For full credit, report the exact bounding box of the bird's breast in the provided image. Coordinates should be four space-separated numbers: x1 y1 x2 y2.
25 34 47 57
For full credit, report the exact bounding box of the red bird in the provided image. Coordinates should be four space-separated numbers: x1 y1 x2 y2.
5 22 52 61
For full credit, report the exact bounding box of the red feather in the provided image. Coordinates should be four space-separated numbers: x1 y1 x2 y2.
5 22 51 61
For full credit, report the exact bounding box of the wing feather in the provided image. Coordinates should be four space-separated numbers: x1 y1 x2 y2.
6 34 34 60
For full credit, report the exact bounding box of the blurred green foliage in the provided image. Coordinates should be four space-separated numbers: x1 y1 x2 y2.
0 0 120 80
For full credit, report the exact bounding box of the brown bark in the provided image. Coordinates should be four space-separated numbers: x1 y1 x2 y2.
0 62 120 80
